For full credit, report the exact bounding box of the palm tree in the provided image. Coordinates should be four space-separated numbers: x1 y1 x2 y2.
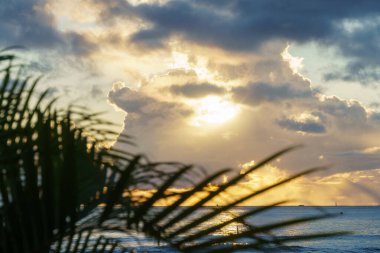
0 50 345 252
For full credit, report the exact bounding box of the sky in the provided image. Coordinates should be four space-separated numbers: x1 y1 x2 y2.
2 0 380 205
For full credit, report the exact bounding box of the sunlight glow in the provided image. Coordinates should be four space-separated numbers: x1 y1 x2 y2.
168 52 215 81
292 111 320 123
190 96 240 126
169 51 190 69
240 161 288 189
192 57 216 81
281 45 304 74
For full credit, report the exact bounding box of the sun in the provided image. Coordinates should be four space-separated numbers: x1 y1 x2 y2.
190 96 240 126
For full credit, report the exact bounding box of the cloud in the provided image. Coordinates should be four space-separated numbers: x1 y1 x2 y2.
0 0 60 48
232 82 312 106
4 0 380 202
277 118 326 134
2 0 379 96
317 96 369 130
332 147 380 171
323 18 380 85
0 0 96 55
108 74 378 175
370 112 380 123
108 85 193 128
95 0 380 84
122 0 379 50
106 41 380 176
168 83 225 98
324 62 380 85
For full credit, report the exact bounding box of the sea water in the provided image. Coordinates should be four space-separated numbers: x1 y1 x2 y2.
101 206 380 253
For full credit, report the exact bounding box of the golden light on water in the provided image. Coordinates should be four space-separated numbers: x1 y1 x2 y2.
190 96 240 126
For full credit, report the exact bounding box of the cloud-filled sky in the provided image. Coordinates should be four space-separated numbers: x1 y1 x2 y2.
2 0 380 205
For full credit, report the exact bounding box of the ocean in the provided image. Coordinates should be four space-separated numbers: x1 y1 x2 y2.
100 206 380 253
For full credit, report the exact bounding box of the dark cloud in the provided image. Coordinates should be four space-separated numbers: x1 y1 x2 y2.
108 86 159 114
277 118 326 134
0 0 60 48
369 112 380 122
323 18 380 85
208 62 250 81
130 27 167 49
0 0 96 55
232 82 312 106
333 148 380 171
66 32 97 56
97 0 380 84
324 62 380 85
318 96 368 129
91 85 104 98
108 86 192 126
168 83 225 98
124 0 376 50
4 0 380 83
